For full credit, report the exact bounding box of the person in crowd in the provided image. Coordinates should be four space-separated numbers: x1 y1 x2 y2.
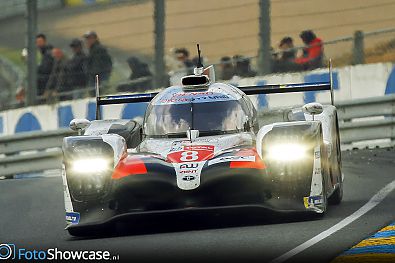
279 37 296 62
273 37 299 72
83 31 112 88
219 56 235 80
174 48 194 74
233 55 256 78
295 30 324 70
44 48 70 102
67 38 87 99
36 33 54 97
166 47 188 86
117 56 153 92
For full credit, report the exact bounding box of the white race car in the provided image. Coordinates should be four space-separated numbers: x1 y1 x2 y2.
62 64 343 236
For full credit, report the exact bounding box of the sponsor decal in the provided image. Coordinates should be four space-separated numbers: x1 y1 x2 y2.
208 155 255 166
309 145 323 196
174 161 205 190
157 91 233 105
65 212 80 225
167 145 215 163
170 141 183 152
180 169 198 174
182 175 196 181
180 163 199 169
303 195 323 208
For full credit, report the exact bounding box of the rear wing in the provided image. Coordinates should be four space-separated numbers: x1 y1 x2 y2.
238 82 331 95
95 60 334 119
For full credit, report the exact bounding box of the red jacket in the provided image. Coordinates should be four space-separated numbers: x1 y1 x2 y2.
295 38 323 64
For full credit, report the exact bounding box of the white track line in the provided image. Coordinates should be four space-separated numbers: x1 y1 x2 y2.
270 179 395 263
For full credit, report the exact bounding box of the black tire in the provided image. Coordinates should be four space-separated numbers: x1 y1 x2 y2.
329 178 343 205
329 113 343 205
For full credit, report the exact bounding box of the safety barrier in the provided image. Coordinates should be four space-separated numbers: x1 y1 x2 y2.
336 94 395 146
0 129 74 177
0 95 394 177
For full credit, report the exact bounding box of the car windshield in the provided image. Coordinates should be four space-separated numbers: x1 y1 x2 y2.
144 100 247 137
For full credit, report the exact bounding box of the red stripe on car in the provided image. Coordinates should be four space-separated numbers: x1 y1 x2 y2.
229 148 266 169
112 155 148 179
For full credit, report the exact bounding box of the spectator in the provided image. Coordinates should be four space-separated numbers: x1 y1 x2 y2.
279 37 296 62
117 56 153 92
295 30 324 70
67 38 87 99
36 33 54 97
233 55 256 78
83 31 112 87
166 47 188 86
175 48 194 74
44 48 70 102
273 37 300 72
219 56 234 80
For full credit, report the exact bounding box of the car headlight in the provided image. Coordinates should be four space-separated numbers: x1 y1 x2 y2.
71 158 111 174
267 143 307 162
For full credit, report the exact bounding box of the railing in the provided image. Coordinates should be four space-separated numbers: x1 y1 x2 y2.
0 95 394 177
336 94 395 146
0 129 74 178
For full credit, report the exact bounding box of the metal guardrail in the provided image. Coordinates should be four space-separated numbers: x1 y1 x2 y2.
0 95 394 177
0 129 75 177
336 95 395 146
336 94 395 120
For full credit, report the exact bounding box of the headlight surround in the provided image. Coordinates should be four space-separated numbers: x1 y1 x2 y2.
266 143 308 162
70 157 111 174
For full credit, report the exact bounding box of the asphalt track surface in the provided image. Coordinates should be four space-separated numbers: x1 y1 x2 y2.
1 148 394 263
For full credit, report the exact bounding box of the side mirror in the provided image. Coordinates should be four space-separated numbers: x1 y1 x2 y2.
186 130 199 141
70 119 91 134
302 103 323 120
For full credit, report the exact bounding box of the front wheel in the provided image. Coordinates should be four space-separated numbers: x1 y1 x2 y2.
329 114 343 205
329 173 343 205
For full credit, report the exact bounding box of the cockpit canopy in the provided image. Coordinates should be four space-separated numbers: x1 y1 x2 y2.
143 84 255 138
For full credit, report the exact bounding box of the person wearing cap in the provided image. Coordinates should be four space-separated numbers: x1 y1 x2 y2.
83 31 112 88
67 38 87 98
36 33 54 98
295 30 324 70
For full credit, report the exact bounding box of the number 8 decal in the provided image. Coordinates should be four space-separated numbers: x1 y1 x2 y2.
180 151 199 162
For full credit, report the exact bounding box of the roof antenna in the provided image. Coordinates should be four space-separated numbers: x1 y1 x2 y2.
194 44 204 75
197 44 203 68
95 74 101 120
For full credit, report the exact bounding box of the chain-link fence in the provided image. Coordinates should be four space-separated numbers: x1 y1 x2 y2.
0 0 394 110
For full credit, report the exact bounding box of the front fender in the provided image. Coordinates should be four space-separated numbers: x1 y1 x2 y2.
255 121 326 213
